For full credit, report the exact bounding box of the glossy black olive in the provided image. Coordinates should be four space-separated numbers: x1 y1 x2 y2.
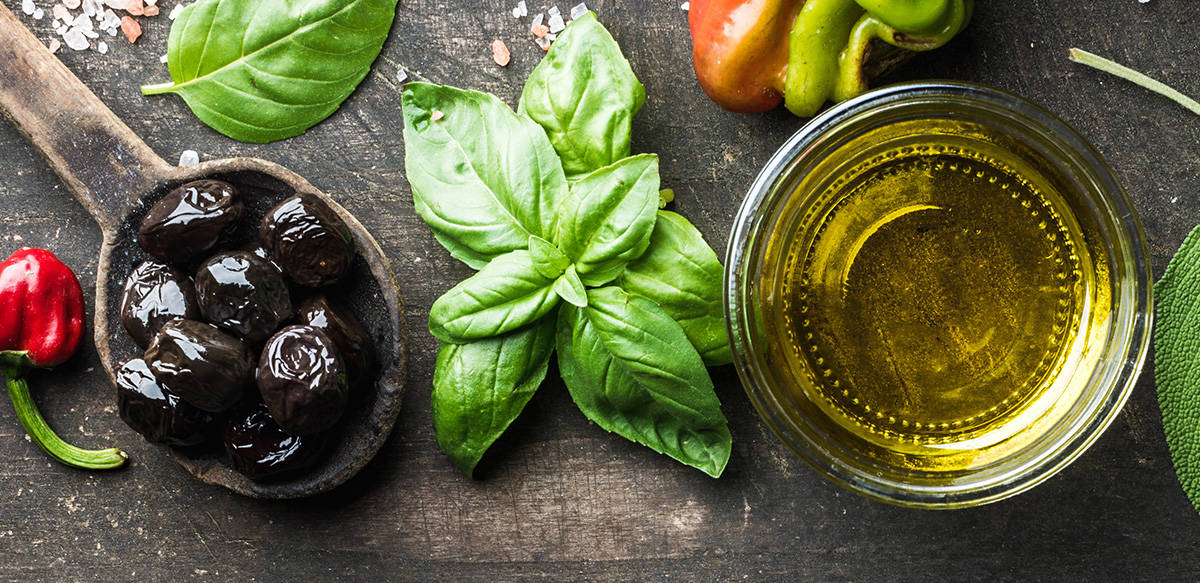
119 260 201 348
259 194 354 287
195 251 293 344
224 402 327 480
146 319 254 413
298 296 372 388
256 325 348 435
138 179 243 264
115 358 215 446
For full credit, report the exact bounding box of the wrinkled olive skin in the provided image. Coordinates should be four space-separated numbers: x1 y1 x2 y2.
256 325 348 435
195 251 293 344
146 320 254 413
115 358 215 446
224 402 327 480
260 194 354 287
119 260 201 348
138 180 244 264
298 296 372 388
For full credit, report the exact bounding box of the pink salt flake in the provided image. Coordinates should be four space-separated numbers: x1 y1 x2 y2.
531 23 549 38
120 15 141 42
143 4 158 15
490 39 511 67
125 0 143 15
430 110 444 121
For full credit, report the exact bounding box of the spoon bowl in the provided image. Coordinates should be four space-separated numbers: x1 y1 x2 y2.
0 4 407 498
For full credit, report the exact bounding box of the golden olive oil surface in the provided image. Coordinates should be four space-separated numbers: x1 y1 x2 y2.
776 140 1100 456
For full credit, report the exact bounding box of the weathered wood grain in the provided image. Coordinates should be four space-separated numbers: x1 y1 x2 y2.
1 0 1199 581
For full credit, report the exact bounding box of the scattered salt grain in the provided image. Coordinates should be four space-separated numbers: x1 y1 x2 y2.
82 0 96 17
97 40 108 53
511 0 526 18
72 12 92 31
569 2 587 20
56 24 68 35
680 1 689 9
102 0 123 8
159 53 167 63
52 18 61 27
52 4 68 20
491 39 511 67
531 23 548 38
125 0 143 15
534 36 551 51
168 3 183 19
143 4 157 15
547 12 565 33
62 28 88 50
21 0 34 16
395 68 408 83
47 38 61 53
63 0 80 8
33 7 44 19
531 12 543 29
547 5 559 16
430 110 444 121
546 32 556 41
178 150 199 167
120 15 140 42
145 0 155 4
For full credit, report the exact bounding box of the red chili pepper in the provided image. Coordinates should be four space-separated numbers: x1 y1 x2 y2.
0 248 126 469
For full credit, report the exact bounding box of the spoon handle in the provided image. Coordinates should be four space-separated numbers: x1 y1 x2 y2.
0 3 171 227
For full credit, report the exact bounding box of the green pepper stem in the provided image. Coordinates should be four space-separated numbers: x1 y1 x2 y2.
5 375 127 470
1068 48 1200 117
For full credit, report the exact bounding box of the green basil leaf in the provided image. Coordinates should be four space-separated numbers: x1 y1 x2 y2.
402 83 570 269
432 317 555 477
555 154 659 286
553 265 588 308
429 250 559 342
518 12 646 179
619 211 732 366
139 0 396 143
529 235 569 280
556 286 731 477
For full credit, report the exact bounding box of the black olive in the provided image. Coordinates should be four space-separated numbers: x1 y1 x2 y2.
119 260 201 348
256 325 348 435
297 296 372 389
146 319 253 413
138 179 243 264
195 251 293 344
115 358 215 446
259 194 354 287
224 402 327 480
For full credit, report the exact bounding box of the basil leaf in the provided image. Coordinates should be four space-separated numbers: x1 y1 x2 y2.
555 154 659 286
619 211 732 366
529 235 569 280
553 265 588 308
429 250 559 342
519 12 645 179
557 286 731 477
402 83 570 269
432 317 555 477
139 0 396 143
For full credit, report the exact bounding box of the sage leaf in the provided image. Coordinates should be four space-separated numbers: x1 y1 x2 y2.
140 0 396 143
519 12 645 179
402 83 570 269
429 250 559 343
557 286 731 477
529 235 570 280
1156 225 1200 512
432 317 555 477
553 265 588 308
555 154 659 287
619 211 732 366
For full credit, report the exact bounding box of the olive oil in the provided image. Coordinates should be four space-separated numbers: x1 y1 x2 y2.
764 130 1111 470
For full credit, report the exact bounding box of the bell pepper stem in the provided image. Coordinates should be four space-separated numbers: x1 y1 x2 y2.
4 371 127 470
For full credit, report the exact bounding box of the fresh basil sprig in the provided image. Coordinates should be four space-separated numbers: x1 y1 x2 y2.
403 14 732 478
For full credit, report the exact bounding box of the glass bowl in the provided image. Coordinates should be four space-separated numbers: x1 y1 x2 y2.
725 81 1152 508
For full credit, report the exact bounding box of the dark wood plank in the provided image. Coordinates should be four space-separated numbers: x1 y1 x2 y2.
1 0 1199 580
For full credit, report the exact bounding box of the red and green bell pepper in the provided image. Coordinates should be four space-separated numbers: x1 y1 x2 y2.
0 248 126 469
689 0 972 116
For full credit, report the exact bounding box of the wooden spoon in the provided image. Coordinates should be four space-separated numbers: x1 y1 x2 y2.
0 4 407 498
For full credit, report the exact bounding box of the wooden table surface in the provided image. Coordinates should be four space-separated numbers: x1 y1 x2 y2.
1 0 1198 580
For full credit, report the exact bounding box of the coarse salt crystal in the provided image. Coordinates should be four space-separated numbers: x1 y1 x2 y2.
72 12 92 30
102 0 123 9
145 0 156 4
531 12 543 28
82 28 98 38
33 7 45 19
680 1 689 9
21 0 35 16
547 13 565 33
534 36 551 50
547 5 559 16
159 53 167 62
52 18 60 27
82 0 96 17
56 24 68 34
125 0 143 15
97 40 107 53
178 150 199 167
48 38 61 53
531 23 549 38
143 4 157 15
569 2 586 19
63 0 80 8
62 28 88 50
396 68 408 83
546 32 556 41
430 110 444 121
491 39 511 67
168 3 183 19
52 4 68 20
120 15 140 42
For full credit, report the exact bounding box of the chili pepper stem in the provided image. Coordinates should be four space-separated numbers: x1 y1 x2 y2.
1068 48 1200 117
3 368 127 470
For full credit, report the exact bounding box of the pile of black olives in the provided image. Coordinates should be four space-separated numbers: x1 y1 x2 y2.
114 179 372 480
